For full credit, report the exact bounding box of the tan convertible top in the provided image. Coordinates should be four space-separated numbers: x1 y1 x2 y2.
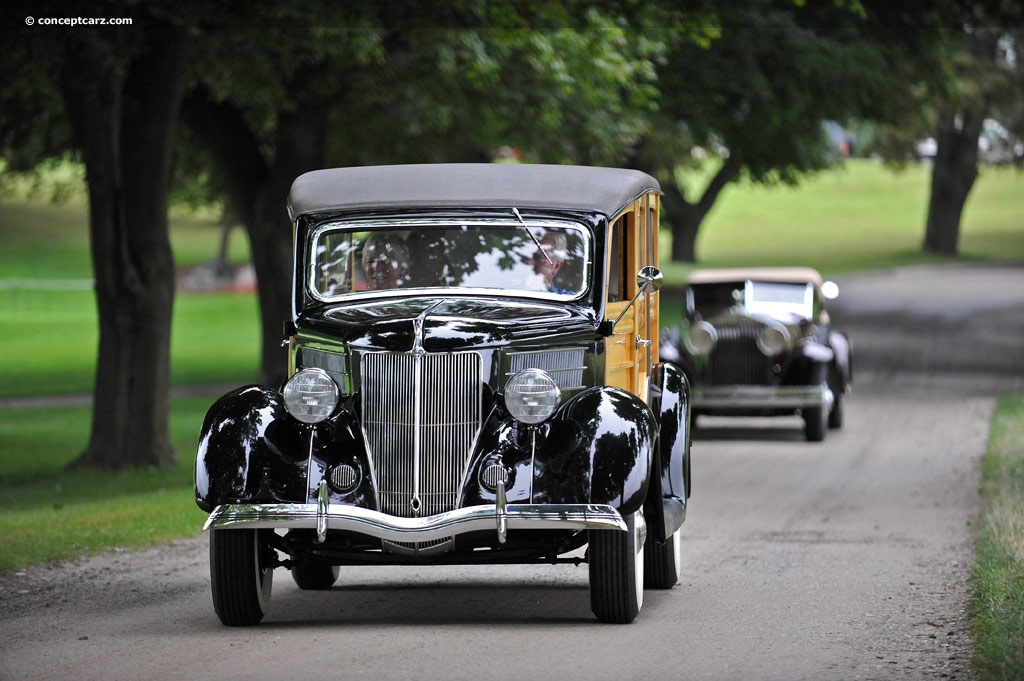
686 267 824 286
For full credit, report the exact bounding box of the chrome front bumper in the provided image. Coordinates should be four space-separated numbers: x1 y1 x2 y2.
693 383 834 410
203 482 626 545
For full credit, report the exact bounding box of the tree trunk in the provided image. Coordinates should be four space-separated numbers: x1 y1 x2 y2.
922 104 984 256
665 159 740 263
61 27 189 470
250 107 329 388
181 86 327 388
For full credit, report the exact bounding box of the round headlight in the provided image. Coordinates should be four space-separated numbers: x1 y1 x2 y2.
684 321 718 356
757 324 790 356
505 369 561 425
283 368 339 424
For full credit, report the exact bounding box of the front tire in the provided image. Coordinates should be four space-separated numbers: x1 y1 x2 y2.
210 529 274 626
644 528 682 589
803 405 827 442
589 511 645 624
828 392 844 429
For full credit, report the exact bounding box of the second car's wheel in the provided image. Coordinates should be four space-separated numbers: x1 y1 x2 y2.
589 511 645 624
828 392 844 429
803 405 827 442
291 563 340 590
209 528 274 626
644 528 682 589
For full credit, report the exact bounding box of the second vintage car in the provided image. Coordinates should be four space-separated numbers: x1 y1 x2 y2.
195 163 692 626
662 267 851 441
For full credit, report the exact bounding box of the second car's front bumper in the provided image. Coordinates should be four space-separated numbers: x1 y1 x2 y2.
692 383 834 411
204 481 626 544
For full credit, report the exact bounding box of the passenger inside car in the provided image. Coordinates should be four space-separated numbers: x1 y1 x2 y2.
362 232 411 289
527 231 571 294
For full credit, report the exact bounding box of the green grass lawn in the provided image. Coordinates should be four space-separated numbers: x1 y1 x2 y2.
659 159 1024 283
0 398 212 571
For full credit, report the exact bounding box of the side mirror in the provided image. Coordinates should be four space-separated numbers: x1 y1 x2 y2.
608 266 664 332
636 266 664 292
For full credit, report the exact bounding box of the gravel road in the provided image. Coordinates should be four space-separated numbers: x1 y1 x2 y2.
1 263 1021 681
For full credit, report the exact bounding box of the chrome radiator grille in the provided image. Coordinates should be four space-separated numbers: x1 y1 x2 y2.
703 325 776 385
360 351 482 519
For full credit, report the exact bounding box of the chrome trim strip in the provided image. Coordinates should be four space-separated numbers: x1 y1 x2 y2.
495 480 508 544
307 218 591 304
411 350 423 515
316 480 329 543
203 502 626 542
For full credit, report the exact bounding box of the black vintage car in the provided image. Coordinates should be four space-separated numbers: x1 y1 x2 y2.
661 267 851 441
195 164 692 625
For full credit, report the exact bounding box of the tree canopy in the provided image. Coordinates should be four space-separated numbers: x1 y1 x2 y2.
2 0 1020 469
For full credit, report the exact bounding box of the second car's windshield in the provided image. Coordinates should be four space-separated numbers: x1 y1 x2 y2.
309 219 590 301
745 281 814 320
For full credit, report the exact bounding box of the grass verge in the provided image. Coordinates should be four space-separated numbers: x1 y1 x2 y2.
970 394 1024 679
0 398 212 572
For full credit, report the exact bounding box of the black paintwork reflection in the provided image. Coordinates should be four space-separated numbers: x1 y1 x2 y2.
307 297 596 352
459 388 657 515
534 387 655 512
646 362 691 541
195 386 309 511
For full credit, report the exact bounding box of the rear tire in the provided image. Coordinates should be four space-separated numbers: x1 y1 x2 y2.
291 563 340 590
644 528 682 589
210 529 274 626
589 511 645 624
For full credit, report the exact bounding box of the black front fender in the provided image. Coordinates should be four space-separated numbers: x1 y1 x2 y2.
528 386 656 514
194 386 310 511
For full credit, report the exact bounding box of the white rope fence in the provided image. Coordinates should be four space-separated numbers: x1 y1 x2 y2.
0 278 96 319
0 278 94 290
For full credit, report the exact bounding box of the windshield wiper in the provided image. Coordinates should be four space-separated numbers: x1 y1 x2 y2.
512 207 552 264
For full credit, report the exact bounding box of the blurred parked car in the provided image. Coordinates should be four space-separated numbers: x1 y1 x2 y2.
662 267 851 441
916 118 1024 166
195 164 693 626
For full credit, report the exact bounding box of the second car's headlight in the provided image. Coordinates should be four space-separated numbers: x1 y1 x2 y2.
684 321 718 356
505 368 561 425
283 368 339 424
757 324 790 356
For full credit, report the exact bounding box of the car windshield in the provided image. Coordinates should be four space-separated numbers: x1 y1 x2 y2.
308 219 590 301
688 280 814 321
744 281 814 321
688 282 743 319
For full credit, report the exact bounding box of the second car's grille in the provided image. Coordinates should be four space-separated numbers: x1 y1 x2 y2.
703 325 776 385
360 351 482 519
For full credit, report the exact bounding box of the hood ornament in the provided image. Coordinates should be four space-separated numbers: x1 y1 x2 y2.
412 300 445 356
